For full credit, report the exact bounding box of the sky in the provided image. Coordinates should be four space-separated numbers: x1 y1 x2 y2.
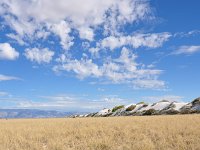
0 0 200 112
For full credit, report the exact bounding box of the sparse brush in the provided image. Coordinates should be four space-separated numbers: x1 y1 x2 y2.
143 109 157 115
125 105 136 111
112 105 124 112
136 102 145 105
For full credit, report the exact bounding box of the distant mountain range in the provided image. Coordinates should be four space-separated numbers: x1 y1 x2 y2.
0 109 78 119
71 97 200 118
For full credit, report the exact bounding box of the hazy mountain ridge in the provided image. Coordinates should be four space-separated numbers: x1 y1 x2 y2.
71 97 200 118
0 109 77 119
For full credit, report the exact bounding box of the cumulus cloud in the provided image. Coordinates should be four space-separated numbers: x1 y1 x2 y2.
0 43 19 60
0 0 151 48
54 56 102 79
0 0 170 90
172 45 200 55
24 48 54 64
101 32 171 50
50 21 73 50
54 47 165 89
78 27 94 41
0 74 20 81
89 47 100 58
6 34 26 45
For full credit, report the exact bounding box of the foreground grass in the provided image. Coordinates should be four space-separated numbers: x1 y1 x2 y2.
0 115 200 150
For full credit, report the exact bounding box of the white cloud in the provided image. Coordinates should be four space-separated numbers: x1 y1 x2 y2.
6 34 26 45
0 74 20 81
174 30 200 38
78 27 94 41
89 47 100 58
172 45 200 55
54 56 103 79
0 0 151 48
0 0 169 90
133 79 165 90
24 48 54 64
0 43 19 60
54 47 165 89
50 21 73 50
15 94 131 111
41 95 76 102
97 88 105 92
101 32 171 50
18 101 74 108
102 97 124 103
143 95 184 103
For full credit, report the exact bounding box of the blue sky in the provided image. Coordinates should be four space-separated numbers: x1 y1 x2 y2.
0 0 200 112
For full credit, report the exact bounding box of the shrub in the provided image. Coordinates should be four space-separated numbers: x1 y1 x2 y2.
136 102 145 105
151 103 157 107
165 109 179 115
192 98 200 105
160 100 169 102
112 105 124 112
143 109 156 115
142 104 148 107
125 105 136 111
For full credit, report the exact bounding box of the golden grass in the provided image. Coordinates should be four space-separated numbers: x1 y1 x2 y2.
0 115 200 150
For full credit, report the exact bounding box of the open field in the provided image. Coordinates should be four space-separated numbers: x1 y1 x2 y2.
0 115 200 150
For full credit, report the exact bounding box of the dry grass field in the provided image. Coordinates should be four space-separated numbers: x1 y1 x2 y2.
0 115 200 150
